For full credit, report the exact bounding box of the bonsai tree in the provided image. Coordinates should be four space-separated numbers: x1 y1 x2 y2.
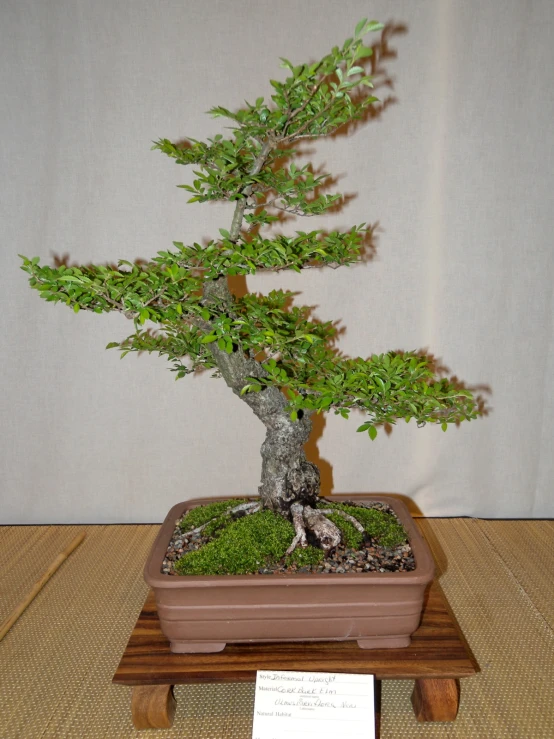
21 20 479 555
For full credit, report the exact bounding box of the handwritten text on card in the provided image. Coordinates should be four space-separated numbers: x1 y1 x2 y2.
252 670 375 739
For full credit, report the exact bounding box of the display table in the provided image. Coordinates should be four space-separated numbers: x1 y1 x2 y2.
113 580 478 730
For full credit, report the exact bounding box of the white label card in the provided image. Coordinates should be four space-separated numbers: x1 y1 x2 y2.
252 669 375 739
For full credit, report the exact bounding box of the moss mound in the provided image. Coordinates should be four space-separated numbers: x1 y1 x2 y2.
325 513 364 549
285 545 325 568
318 501 407 548
175 509 294 575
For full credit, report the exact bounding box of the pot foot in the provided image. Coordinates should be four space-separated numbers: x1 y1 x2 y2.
357 635 411 649
170 640 227 653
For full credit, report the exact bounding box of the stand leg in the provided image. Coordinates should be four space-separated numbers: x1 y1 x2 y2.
375 679 381 739
131 685 176 730
410 678 460 722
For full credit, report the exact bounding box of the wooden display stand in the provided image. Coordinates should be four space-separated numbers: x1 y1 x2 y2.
113 580 477 731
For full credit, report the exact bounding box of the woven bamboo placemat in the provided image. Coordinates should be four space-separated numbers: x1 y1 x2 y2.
1 518 553 738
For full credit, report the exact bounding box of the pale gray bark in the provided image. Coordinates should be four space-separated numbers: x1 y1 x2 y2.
202 306 320 513
287 502 308 554
302 506 341 551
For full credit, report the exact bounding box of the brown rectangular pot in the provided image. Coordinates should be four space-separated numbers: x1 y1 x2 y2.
144 494 434 653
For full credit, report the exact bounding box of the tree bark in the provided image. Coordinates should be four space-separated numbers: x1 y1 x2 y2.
258 406 320 514
204 322 320 514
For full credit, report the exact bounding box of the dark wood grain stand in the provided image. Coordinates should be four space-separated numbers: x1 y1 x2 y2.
113 581 477 731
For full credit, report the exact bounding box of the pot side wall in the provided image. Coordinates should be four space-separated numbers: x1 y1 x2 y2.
144 495 435 653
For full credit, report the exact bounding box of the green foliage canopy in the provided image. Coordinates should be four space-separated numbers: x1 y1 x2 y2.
20 19 480 438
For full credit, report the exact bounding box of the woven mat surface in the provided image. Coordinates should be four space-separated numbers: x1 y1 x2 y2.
1 519 553 738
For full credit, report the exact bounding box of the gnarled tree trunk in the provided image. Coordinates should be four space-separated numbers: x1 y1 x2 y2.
203 277 320 512
258 411 320 514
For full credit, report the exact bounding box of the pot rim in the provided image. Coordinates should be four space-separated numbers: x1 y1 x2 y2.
144 494 435 588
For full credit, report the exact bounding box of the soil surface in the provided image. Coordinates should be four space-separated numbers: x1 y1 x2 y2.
162 499 416 576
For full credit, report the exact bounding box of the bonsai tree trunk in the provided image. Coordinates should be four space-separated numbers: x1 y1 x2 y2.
205 278 320 513
204 276 342 552
258 407 320 514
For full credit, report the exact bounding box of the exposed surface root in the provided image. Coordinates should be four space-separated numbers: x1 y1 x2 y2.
284 503 342 555
303 506 341 552
318 508 365 533
180 501 260 539
286 502 308 555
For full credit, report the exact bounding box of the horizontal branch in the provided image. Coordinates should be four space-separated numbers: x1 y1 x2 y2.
20 257 204 325
163 225 369 277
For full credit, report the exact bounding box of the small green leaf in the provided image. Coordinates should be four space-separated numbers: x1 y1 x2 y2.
105 342 119 349
290 410 298 422
375 376 386 393
368 426 378 441
219 228 230 239
73 303 80 314
356 45 373 59
200 334 218 344
365 21 384 33
355 18 368 37
441 422 448 432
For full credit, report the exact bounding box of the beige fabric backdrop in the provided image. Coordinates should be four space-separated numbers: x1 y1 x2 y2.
1 0 553 523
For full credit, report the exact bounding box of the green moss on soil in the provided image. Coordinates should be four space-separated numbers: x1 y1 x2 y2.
318 501 408 548
174 499 409 576
175 509 295 575
179 498 248 532
325 513 364 549
285 545 325 568
202 514 230 539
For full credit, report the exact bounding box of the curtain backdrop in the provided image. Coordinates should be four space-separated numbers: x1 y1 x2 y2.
2 0 553 523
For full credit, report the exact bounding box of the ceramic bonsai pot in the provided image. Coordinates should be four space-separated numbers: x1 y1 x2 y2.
144 494 434 653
